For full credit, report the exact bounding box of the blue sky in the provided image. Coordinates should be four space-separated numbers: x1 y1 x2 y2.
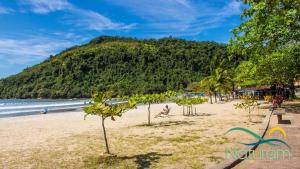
0 0 243 78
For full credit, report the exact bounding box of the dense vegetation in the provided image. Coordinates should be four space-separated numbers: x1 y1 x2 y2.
0 36 233 98
229 0 300 90
200 0 300 101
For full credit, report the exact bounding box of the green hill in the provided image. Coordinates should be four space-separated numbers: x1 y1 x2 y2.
0 36 230 98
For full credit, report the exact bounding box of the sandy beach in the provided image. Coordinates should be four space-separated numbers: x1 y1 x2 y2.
0 101 268 168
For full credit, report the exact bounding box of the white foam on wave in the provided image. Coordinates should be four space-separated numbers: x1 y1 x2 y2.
0 99 90 116
0 102 86 110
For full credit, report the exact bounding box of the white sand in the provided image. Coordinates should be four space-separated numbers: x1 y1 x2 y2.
0 101 265 152
0 101 271 169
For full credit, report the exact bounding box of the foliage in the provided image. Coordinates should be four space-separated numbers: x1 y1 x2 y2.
234 96 258 121
264 95 272 103
235 47 300 86
234 61 258 87
199 76 216 98
229 0 299 57
229 0 300 89
132 91 176 104
212 68 233 94
84 92 137 120
173 96 207 116
172 97 207 106
199 67 233 103
0 36 231 99
254 47 300 85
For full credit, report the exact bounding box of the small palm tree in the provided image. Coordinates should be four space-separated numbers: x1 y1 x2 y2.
200 76 217 104
200 67 233 103
213 67 233 101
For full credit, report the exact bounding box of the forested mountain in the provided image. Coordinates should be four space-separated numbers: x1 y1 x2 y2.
0 36 234 98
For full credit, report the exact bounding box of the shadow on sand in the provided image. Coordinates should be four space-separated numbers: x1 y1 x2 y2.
94 152 172 169
250 120 263 124
282 104 300 114
278 119 291 124
135 120 195 128
183 113 214 117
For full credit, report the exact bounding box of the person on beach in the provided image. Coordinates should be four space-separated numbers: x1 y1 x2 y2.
41 108 48 114
155 105 171 118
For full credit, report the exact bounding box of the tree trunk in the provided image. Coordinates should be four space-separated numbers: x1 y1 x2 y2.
183 106 185 115
289 79 295 99
186 106 189 116
101 116 110 154
148 103 151 125
187 106 189 116
232 83 235 100
209 94 213 104
214 92 217 103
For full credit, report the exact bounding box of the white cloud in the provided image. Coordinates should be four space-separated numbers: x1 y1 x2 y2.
0 6 14 14
65 8 136 31
20 0 71 13
0 30 91 78
109 0 243 37
174 0 191 8
0 37 74 64
19 0 135 31
111 0 197 22
218 0 243 17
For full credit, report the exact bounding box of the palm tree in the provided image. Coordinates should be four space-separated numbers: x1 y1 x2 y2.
200 54 234 103
200 67 233 103
212 67 233 101
200 76 217 104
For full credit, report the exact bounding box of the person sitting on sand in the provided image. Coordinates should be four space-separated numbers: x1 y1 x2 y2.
155 105 171 118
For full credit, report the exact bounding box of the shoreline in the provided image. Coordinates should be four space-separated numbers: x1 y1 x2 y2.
0 101 267 168
0 101 172 118
0 99 90 118
0 107 82 118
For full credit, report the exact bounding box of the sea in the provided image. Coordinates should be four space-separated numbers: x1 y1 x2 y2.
0 99 91 118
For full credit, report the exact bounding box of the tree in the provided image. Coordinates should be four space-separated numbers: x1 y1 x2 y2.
211 67 233 101
256 48 299 85
234 96 258 122
133 91 176 125
234 47 299 88
199 67 233 103
83 92 137 154
173 97 207 116
229 0 300 96
234 61 258 87
229 0 299 56
199 51 235 103
199 76 216 104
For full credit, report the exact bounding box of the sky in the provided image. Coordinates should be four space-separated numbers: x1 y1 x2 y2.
0 0 244 78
